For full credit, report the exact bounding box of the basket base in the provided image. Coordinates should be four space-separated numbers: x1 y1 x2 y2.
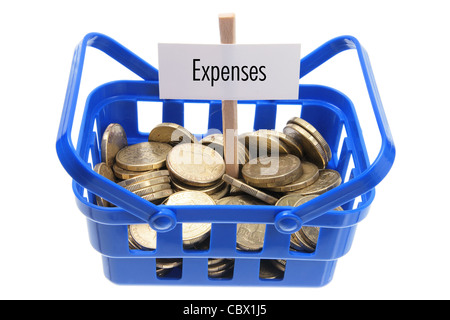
101 256 337 287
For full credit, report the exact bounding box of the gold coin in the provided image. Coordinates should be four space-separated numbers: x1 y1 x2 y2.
117 170 170 187
283 123 328 169
275 193 306 207
148 122 198 146
241 154 302 188
140 188 174 202
289 169 341 196
266 161 319 192
115 141 172 171
123 176 171 192
239 130 289 159
165 190 216 206
221 174 278 205
287 117 331 162
171 176 226 195
112 163 154 180
254 129 303 159
128 224 157 250
290 195 343 252
236 224 266 251
101 123 128 167
93 162 116 207
200 133 248 164
166 143 225 187
216 195 266 206
209 183 230 201
132 183 172 197
164 191 215 247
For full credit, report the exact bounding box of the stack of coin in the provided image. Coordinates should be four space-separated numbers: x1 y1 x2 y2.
283 117 331 170
166 143 228 200
117 170 173 204
242 154 303 188
164 191 215 249
93 162 116 207
217 195 267 251
276 193 343 253
208 258 235 279
259 259 285 279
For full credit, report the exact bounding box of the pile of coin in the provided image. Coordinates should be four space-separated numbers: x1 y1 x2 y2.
92 116 343 279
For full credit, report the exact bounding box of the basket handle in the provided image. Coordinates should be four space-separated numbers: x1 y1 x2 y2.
275 35 395 232
56 33 178 231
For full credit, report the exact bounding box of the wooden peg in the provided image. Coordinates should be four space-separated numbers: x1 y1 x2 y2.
219 13 239 178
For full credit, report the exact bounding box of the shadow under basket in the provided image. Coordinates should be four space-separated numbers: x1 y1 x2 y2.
56 33 395 286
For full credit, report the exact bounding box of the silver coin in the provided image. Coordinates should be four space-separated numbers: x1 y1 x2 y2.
271 259 286 272
208 258 234 272
275 193 306 207
128 224 157 250
288 169 341 196
259 259 284 279
156 258 183 269
236 224 266 251
208 266 234 278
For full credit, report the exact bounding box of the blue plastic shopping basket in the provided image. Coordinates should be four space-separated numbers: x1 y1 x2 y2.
56 33 395 286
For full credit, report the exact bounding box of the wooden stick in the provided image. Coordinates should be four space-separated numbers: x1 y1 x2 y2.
219 13 239 178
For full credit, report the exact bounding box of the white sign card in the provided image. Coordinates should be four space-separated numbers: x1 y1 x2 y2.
158 44 301 100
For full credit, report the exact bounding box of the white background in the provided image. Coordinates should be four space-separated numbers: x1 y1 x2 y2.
1 0 449 300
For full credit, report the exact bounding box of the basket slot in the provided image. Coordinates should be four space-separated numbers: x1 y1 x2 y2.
207 101 222 133
162 101 184 126
274 103 302 131
98 100 140 142
253 102 277 130
137 101 163 134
